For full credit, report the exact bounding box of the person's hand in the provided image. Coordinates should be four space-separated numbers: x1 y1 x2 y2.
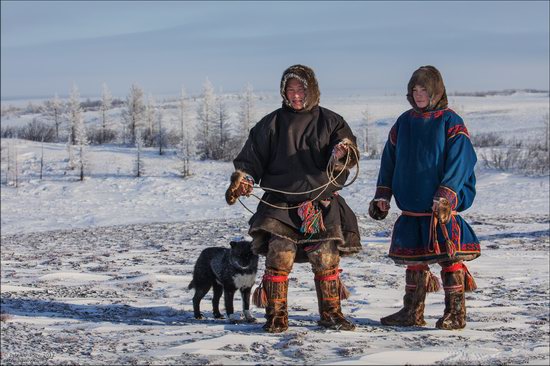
332 142 349 160
432 198 451 224
369 199 389 220
225 171 254 205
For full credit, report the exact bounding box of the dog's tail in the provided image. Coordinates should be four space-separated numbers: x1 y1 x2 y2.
188 280 195 290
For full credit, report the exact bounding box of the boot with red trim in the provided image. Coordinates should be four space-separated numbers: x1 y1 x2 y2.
314 268 355 331
436 261 476 330
253 269 289 333
380 265 440 326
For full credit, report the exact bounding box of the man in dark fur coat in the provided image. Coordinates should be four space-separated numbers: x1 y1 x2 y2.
225 64 360 332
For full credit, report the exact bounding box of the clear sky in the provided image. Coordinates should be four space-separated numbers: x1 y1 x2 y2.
1 1 549 100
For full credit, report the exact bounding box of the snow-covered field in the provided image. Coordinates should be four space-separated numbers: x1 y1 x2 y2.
1 93 549 365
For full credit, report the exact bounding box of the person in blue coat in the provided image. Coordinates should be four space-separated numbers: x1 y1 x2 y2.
369 65 480 330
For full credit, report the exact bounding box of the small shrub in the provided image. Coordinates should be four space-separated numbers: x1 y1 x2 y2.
471 132 504 147
87 126 118 145
19 119 56 142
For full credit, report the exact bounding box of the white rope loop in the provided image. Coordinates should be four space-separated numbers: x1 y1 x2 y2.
239 143 360 211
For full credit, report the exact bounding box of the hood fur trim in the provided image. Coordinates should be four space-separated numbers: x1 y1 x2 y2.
280 64 320 112
406 65 448 112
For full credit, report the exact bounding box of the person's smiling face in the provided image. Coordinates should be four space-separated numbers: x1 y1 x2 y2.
285 78 306 111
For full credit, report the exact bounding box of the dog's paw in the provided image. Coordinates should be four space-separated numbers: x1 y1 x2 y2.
213 312 225 319
194 313 205 320
228 313 243 324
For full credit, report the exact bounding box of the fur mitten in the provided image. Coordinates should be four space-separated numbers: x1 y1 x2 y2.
368 199 388 220
437 198 451 224
225 170 254 205
331 138 359 170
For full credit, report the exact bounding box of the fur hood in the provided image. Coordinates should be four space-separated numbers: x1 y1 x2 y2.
280 64 320 112
406 65 448 112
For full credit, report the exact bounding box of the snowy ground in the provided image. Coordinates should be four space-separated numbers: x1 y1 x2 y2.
1 93 549 365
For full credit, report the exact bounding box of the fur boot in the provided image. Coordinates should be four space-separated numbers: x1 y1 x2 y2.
259 269 289 333
436 263 468 330
314 268 355 331
380 265 440 326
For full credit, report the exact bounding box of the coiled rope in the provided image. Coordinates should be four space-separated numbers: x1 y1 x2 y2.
238 144 360 213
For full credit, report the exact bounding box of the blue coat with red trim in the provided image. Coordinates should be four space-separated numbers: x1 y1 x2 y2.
374 108 480 264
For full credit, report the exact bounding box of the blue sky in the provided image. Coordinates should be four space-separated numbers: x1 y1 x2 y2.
1 1 549 99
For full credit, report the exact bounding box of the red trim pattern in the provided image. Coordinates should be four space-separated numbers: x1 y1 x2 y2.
410 109 446 119
447 124 470 140
262 274 288 283
389 243 480 257
434 186 458 209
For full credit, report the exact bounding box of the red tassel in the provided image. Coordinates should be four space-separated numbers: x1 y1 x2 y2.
445 239 457 258
252 283 267 308
426 271 441 293
462 264 478 292
338 278 351 300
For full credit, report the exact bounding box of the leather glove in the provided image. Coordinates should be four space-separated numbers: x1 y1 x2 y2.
368 199 389 220
225 171 254 205
434 198 451 224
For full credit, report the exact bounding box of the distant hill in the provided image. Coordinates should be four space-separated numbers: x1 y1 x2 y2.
449 89 549 97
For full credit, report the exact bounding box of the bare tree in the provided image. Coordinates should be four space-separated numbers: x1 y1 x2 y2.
543 112 549 151
177 86 195 176
39 139 44 180
238 83 256 142
74 103 89 181
196 78 217 159
67 84 82 145
179 86 187 140
361 108 378 158
212 94 231 160
66 134 76 170
134 129 145 178
145 93 156 138
44 93 63 141
157 108 165 155
100 83 113 143
122 84 145 145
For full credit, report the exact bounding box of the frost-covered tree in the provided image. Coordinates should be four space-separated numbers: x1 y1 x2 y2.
67 84 83 145
134 129 145 177
145 93 156 138
66 134 76 170
196 78 217 159
122 84 145 145
543 113 549 151
100 83 113 143
44 93 63 141
211 94 231 160
179 86 187 140
238 83 256 141
176 86 195 176
156 108 166 155
361 108 378 157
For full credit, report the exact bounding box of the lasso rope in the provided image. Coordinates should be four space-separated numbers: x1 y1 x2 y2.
238 144 360 212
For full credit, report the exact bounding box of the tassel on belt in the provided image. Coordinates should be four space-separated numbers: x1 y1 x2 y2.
401 210 458 258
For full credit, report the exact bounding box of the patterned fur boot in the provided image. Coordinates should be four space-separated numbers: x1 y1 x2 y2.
380 265 440 326
436 262 474 330
314 268 355 331
258 269 289 333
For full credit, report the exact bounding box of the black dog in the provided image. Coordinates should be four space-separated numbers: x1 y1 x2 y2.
189 240 259 322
